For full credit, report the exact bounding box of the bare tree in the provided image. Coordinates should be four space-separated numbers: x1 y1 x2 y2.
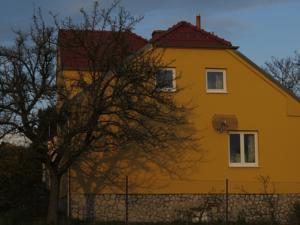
264 52 300 96
0 9 57 223
0 2 200 225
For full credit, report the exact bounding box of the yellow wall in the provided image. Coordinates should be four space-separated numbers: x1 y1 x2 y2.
63 47 300 194
150 47 300 193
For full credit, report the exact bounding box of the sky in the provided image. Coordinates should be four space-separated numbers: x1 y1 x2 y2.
0 0 300 66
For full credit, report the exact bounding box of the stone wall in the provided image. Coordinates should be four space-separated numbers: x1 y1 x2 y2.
70 193 300 224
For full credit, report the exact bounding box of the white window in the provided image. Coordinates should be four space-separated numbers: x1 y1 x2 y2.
206 69 227 93
229 132 258 167
156 68 176 91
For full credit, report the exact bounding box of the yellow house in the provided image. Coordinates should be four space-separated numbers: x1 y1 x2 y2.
147 19 300 194
58 16 300 223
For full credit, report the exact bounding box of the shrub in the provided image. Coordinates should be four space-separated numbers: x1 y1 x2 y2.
0 142 48 216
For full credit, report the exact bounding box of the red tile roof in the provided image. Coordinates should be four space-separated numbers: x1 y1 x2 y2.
59 29 148 70
59 21 236 70
150 21 236 49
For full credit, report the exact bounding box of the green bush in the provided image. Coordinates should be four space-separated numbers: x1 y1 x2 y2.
0 143 48 216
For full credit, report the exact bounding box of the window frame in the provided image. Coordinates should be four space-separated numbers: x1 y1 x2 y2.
206 69 227 93
228 131 259 167
155 68 176 92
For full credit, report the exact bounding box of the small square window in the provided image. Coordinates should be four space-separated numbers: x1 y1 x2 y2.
229 132 258 167
156 68 176 91
206 69 227 93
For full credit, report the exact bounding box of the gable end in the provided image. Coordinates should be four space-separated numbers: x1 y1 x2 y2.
233 50 300 104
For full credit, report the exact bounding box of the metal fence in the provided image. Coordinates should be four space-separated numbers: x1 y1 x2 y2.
68 177 300 224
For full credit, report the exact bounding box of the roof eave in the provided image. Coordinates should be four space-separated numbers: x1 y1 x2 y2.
234 50 300 103
152 42 239 50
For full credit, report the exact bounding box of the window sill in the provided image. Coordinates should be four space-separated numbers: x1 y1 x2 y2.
206 89 227 94
229 163 259 168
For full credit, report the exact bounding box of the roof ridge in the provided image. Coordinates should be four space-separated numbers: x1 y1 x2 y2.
126 31 148 44
59 28 147 43
150 21 187 42
150 20 233 47
59 28 148 70
183 21 232 46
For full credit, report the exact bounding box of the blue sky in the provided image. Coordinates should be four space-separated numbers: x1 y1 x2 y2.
0 0 299 66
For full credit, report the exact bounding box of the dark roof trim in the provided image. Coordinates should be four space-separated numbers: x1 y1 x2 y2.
154 43 239 49
234 50 300 103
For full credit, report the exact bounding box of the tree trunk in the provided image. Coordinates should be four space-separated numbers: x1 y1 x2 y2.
47 170 61 225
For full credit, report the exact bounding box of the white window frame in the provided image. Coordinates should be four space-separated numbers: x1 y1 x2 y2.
228 131 258 167
155 68 176 92
206 69 227 93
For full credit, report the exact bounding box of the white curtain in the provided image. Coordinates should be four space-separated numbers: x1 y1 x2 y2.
215 74 223 89
245 134 255 163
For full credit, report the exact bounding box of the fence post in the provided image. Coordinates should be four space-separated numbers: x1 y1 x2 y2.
67 167 71 224
225 178 229 225
125 175 129 225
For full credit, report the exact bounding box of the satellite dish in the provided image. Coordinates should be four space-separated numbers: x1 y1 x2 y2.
212 114 238 133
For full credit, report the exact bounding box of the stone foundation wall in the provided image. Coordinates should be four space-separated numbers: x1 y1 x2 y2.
70 193 300 224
